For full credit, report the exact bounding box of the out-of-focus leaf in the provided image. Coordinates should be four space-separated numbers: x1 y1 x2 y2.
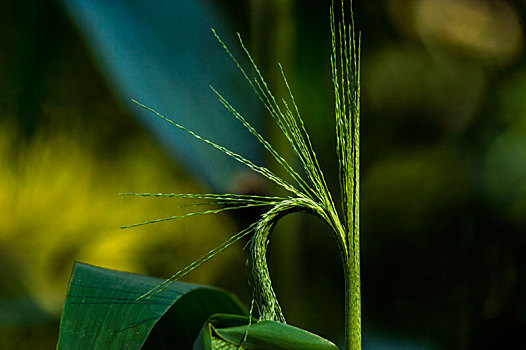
194 313 338 350
363 331 439 350
485 128 526 225
0 299 52 327
57 262 246 350
58 0 263 191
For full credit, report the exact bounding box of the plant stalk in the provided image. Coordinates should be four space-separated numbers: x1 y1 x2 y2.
248 198 317 323
134 1 362 348
345 248 361 350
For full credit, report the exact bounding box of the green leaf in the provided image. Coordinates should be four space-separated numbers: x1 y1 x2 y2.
194 314 339 350
57 262 246 350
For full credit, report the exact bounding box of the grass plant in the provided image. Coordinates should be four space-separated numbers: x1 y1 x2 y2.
123 1 362 348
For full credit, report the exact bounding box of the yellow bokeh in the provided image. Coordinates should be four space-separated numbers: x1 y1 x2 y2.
0 119 243 315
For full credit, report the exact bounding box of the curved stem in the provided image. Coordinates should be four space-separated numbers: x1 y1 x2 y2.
248 197 361 349
248 199 316 322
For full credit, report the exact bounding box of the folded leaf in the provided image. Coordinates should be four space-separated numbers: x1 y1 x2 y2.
194 314 338 350
57 262 246 350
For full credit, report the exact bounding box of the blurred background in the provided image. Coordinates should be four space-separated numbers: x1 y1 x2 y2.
1 0 525 349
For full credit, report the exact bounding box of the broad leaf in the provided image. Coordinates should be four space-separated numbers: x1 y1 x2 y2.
194 314 338 350
57 262 246 349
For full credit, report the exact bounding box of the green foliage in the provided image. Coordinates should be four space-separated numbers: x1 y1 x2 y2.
194 314 338 350
57 263 246 349
57 263 339 349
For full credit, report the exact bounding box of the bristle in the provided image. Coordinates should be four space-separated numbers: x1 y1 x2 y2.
128 3 360 345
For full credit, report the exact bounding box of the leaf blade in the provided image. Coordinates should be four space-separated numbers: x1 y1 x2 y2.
194 314 338 350
57 262 246 350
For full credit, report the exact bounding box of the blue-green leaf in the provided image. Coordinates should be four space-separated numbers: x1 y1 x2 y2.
58 0 263 190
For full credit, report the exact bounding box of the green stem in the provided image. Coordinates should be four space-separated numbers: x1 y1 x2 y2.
345 247 361 350
248 197 362 350
248 199 315 322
